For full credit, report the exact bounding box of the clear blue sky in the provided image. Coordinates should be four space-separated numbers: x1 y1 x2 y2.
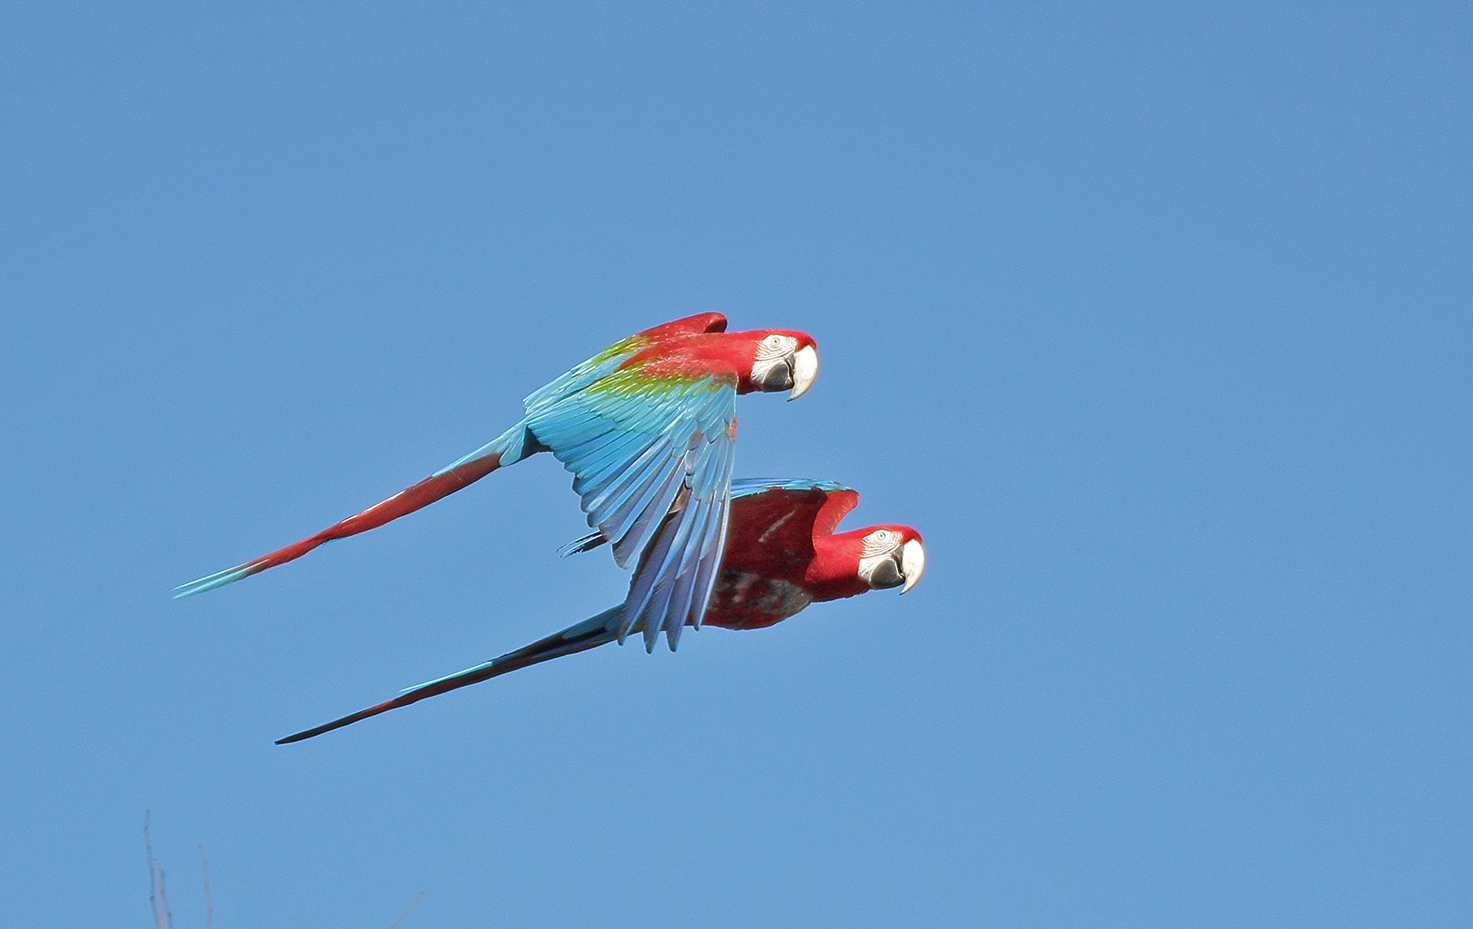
3 3 1469 926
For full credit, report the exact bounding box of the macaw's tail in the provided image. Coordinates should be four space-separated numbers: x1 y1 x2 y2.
173 423 542 599
276 605 625 744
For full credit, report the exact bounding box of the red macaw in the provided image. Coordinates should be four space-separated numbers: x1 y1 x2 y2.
175 314 819 650
277 478 924 743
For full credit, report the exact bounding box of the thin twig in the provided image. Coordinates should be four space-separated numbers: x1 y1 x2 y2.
388 891 426 929
145 811 161 929
144 812 174 929
199 845 214 929
159 865 175 929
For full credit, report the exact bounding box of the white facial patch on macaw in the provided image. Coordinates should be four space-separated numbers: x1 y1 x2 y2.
750 334 800 391
857 529 905 589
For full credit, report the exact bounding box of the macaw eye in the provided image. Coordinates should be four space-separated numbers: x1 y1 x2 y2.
763 334 787 348
859 529 902 559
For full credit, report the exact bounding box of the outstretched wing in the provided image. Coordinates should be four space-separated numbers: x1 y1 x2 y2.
527 370 737 651
620 414 735 651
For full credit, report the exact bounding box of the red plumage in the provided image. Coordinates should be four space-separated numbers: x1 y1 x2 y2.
705 485 921 629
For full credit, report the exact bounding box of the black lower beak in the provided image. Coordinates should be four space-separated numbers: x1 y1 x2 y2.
867 557 905 589
760 358 796 392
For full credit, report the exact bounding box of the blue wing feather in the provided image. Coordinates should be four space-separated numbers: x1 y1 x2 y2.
609 451 688 569
643 498 704 650
689 493 730 630
619 399 737 650
660 499 715 650
599 451 683 556
571 431 657 496
623 509 681 646
584 436 673 511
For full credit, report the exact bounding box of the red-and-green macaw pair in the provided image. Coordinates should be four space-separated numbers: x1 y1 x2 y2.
174 313 819 651
276 478 924 743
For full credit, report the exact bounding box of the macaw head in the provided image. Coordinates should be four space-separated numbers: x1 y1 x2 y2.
809 524 925 599
853 525 926 594
734 330 820 400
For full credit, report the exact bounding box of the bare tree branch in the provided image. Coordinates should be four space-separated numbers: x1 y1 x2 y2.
144 811 174 929
388 891 426 929
145 811 160 929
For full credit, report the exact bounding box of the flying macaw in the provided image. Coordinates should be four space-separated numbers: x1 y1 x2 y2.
174 313 819 650
276 478 924 743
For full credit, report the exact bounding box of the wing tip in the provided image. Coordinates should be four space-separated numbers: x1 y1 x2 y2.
556 531 606 558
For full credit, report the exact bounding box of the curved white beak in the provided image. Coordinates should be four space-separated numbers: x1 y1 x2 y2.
899 538 926 594
788 345 819 400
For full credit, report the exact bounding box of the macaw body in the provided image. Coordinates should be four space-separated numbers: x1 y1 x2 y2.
277 478 924 743
176 313 819 650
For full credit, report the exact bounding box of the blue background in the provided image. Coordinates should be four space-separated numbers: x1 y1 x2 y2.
3 3 1469 926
